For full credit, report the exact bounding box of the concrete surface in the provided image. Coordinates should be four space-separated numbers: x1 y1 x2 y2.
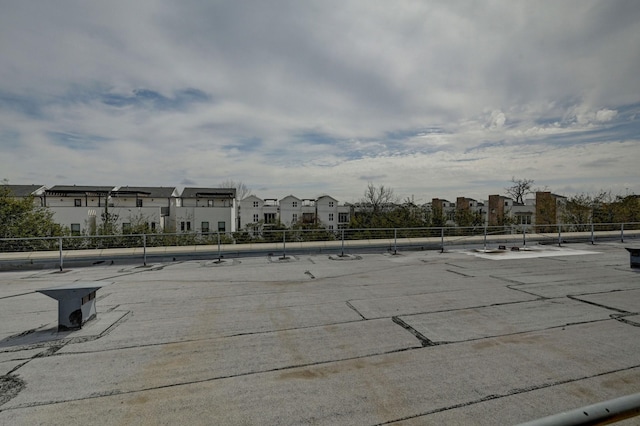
0 242 639 425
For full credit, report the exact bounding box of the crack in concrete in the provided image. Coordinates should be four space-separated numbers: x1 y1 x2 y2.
505 284 549 299
374 364 640 425
612 315 640 327
446 269 474 277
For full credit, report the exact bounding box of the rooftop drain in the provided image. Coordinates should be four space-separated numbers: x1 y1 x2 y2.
37 281 113 331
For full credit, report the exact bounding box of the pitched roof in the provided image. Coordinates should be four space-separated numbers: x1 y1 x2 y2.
2 184 45 197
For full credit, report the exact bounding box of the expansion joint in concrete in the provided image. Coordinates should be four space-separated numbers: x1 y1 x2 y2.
345 301 366 320
567 294 631 314
392 316 435 347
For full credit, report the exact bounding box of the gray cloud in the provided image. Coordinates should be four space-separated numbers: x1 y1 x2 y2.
1 1 639 201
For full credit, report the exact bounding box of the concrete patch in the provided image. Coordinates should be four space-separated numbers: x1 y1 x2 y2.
328 254 361 261
0 374 25 407
0 310 129 351
466 246 600 260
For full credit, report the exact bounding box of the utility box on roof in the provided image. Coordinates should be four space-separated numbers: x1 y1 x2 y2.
37 282 112 331
626 248 640 269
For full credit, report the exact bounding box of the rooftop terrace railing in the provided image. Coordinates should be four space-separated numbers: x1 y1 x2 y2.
0 222 638 270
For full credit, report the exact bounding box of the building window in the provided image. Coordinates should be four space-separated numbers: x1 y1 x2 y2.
253 214 259 222
292 213 298 223
292 201 298 207
328 213 334 221
218 221 225 232
201 221 209 233
253 201 259 208
136 199 143 207
70 223 81 236
328 225 334 230
517 214 532 225
208 200 214 207
187 221 191 231
329 201 334 207
339 212 349 223
74 198 82 207
150 222 156 231
122 223 131 234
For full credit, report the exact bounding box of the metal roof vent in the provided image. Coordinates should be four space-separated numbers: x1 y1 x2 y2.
37 281 113 331
626 248 640 269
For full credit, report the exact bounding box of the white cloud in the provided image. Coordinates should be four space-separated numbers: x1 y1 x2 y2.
1 1 639 202
595 108 618 122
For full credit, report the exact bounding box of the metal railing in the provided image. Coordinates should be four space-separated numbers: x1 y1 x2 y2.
0 222 638 270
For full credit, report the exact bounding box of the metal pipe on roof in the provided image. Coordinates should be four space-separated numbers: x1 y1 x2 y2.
516 392 640 426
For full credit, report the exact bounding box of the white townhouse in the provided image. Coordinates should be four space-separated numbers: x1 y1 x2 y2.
44 185 116 235
238 194 350 230
279 195 302 227
110 186 179 232
510 198 536 226
238 195 280 229
316 195 350 229
42 185 180 234
176 187 237 233
238 195 266 230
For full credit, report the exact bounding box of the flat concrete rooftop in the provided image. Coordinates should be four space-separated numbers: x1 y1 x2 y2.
0 242 639 425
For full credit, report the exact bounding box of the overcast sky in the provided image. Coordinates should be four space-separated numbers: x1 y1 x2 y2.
1 1 639 203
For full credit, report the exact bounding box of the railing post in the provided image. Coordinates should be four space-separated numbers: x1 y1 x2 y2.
341 229 345 257
217 231 221 261
523 226 526 247
58 237 63 271
393 228 397 255
558 224 562 247
143 234 147 266
483 225 487 250
282 230 286 259
591 222 595 245
621 223 625 243
440 227 444 253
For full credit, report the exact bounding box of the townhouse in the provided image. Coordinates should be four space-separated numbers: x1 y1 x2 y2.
18 185 235 235
3 183 573 233
176 187 236 233
239 195 351 230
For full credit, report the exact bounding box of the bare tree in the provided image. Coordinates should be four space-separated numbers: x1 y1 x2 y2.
505 177 534 204
219 179 252 200
361 183 398 213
